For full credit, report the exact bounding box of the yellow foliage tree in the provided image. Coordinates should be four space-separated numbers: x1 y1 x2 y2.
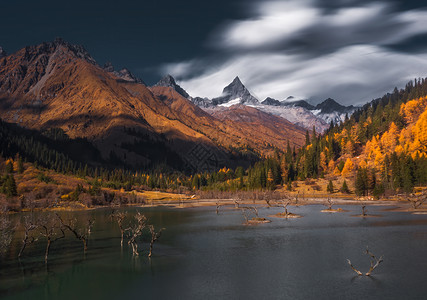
341 158 354 177
413 110 427 148
328 159 335 173
319 151 327 173
358 159 367 169
333 166 341 176
400 96 427 124
380 122 399 152
345 140 355 156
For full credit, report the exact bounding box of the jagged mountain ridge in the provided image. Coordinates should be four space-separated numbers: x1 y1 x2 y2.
155 74 189 98
0 39 308 171
103 62 145 84
260 96 357 128
157 75 356 132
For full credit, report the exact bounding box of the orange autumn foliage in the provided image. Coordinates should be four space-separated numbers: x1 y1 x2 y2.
341 158 354 177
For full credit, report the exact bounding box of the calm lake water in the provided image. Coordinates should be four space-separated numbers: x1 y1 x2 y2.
1 205 427 300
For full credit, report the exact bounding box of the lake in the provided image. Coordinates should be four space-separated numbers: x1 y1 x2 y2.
1 205 427 300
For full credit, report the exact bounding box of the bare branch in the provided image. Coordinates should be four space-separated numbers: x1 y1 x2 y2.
148 225 165 258
280 200 291 217
56 213 93 252
38 215 65 263
112 211 128 247
347 259 363 276
361 205 367 216
408 191 427 209
347 247 384 276
127 212 147 256
18 216 38 258
365 247 383 276
326 198 333 210
0 211 14 256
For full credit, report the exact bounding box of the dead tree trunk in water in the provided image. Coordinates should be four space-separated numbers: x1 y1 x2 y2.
128 212 147 256
18 217 37 258
347 247 383 276
409 191 427 209
148 225 165 258
264 192 271 207
56 213 94 252
365 247 384 276
112 211 127 247
280 200 291 217
0 210 14 256
326 198 333 210
87 219 95 235
39 215 65 263
241 208 249 223
240 206 259 223
362 205 367 216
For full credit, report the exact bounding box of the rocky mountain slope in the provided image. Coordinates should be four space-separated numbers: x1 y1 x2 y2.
178 76 356 132
0 39 308 171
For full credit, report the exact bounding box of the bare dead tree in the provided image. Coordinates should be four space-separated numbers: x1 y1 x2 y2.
326 198 333 210
362 205 367 216
127 212 147 256
38 215 65 263
234 196 241 209
243 206 259 218
240 206 260 223
18 216 38 258
280 200 291 217
109 209 116 222
346 259 362 276
365 247 384 276
148 225 165 258
87 219 95 235
264 192 271 207
347 247 383 276
112 211 128 247
0 211 14 257
408 191 427 209
240 208 249 223
56 213 94 252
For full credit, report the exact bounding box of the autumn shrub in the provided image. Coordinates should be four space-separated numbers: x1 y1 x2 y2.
312 184 321 191
305 178 315 185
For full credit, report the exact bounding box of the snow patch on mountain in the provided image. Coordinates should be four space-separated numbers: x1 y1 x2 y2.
219 97 241 107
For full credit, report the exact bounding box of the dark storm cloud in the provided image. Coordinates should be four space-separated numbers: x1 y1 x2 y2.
166 0 427 105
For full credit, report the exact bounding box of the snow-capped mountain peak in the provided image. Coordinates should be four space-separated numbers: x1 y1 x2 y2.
212 76 259 106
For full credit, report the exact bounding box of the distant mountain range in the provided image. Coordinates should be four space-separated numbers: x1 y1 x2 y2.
0 39 309 171
155 75 357 132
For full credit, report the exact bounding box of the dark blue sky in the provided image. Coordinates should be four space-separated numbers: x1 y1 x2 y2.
0 0 245 83
2 0 427 104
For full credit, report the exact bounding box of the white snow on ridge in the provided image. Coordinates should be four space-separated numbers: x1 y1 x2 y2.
249 104 330 133
219 97 241 107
